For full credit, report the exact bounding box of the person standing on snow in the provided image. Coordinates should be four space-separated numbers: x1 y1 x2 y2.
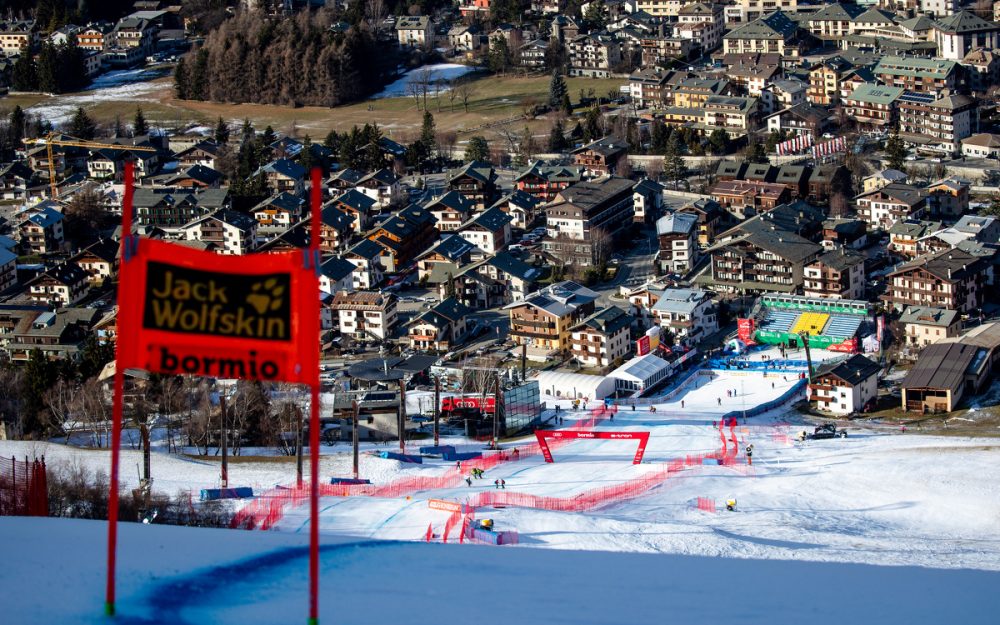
501 479 506 489
465 476 472 487
494 479 500 489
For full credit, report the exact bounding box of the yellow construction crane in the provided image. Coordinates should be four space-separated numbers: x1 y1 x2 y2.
22 132 158 199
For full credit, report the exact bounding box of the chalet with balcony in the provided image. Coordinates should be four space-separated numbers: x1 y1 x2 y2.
569 306 634 368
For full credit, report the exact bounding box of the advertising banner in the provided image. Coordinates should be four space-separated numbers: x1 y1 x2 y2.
737 318 755 343
117 239 320 385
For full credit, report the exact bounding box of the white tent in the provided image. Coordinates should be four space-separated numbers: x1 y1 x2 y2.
533 371 616 400
607 353 673 394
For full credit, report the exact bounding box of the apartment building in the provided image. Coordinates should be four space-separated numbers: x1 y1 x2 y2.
648 288 718 346
883 247 988 312
330 290 398 341
655 212 699 275
874 55 960 95
897 92 977 153
900 306 961 349
506 281 599 361
855 183 928 231
569 306 634 368
803 249 867 300
543 176 635 266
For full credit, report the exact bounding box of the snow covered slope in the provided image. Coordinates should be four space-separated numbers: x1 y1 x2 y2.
1 517 998 625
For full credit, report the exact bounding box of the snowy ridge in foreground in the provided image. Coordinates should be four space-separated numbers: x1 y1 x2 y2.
1 517 997 625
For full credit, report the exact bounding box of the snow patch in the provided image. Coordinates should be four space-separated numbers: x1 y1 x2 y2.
370 64 476 100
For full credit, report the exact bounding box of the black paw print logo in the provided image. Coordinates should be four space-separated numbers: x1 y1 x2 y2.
246 278 285 314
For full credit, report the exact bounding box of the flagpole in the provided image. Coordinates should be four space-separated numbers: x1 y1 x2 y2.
308 166 322 625
106 160 135 616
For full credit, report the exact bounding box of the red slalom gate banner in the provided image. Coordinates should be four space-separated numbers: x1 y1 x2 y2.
106 163 324 624
534 430 651 464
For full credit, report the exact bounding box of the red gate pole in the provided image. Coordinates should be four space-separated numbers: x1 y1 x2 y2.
106 161 135 617
308 167 322 625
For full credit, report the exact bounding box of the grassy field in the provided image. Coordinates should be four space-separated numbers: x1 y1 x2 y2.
1 73 624 141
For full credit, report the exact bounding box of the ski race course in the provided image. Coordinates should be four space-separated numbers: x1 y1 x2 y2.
3 353 1000 623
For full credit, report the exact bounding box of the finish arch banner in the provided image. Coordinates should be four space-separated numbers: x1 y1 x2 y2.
535 430 650 464
116 239 320 385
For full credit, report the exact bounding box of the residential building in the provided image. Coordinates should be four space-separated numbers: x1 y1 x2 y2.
724 0 799 24
629 67 673 109
180 209 257 255
874 55 960 95
0 21 37 56
3 308 99 362
27 264 90 307
863 169 909 193
0 247 16 292
356 168 402 209
808 56 858 106
856 183 928 232
132 187 217 229
456 207 513 255
706 209 824 293
803 248 867 300
113 17 156 54
408 297 472 352
933 10 1000 60
448 161 498 210
722 11 807 58
326 189 376 234
491 190 542 230
889 219 943 257
711 180 791 219
900 306 961 349
655 212 699 275
365 205 438 271
18 206 64 254
251 192 304 237
254 159 306 195
344 239 386 290
543 176 635 266
515 164 583 202
898 92 977 153
883 247 988 312
632 178 664 224
330 290 398 341
426 190 475 232
569 306 634 368
844 83 904 130
764 102 833 139
572 137 629 177
961 132 1000 158
396 16 432 47
72 239 118 285
925 177 971 218
809 354 880 415
678 198 724 246
567 33 622 77
675 2 726 52
648 288 718 346
961 47 1000 93
505 281 599 361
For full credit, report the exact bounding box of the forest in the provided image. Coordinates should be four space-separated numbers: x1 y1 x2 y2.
174 10 400 108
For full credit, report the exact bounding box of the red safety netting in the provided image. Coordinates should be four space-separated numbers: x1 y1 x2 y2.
230 405 618 530
695 497 717 513
0 456 48 517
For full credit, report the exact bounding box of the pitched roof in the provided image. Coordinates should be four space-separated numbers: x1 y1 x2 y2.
724 10 799 40
504 281 599 316
570 306 632 335
900 306 959 327
810 248 865 272
449 160 497 185
656 211 698 235
814 354 880 386
846 83 904 105
257 158 306 180
320 256 356 282
333 188 377 213
889 247 984 281
463 206 512 232
934 10 996 34
902 341 983 392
